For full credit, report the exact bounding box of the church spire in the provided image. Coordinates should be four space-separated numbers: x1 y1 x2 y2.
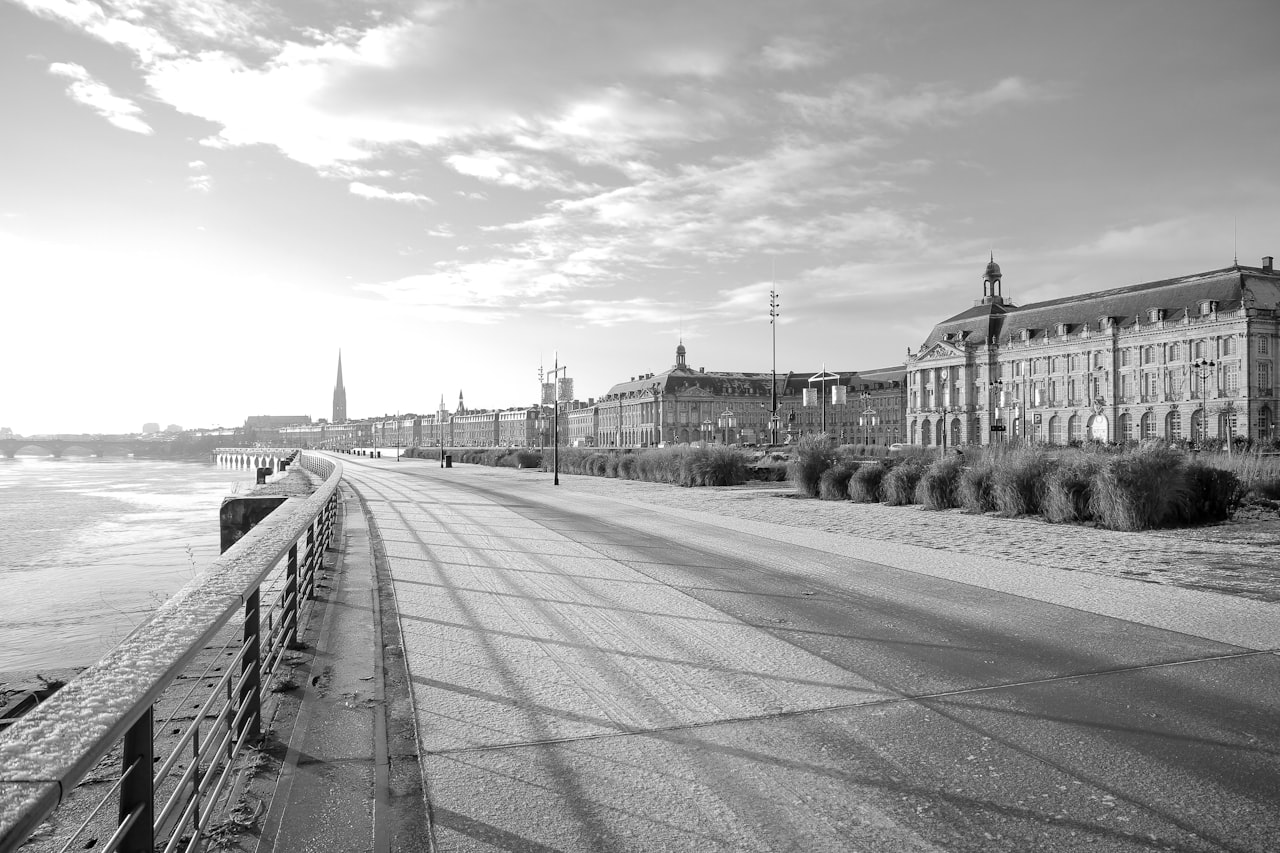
332 350 348 423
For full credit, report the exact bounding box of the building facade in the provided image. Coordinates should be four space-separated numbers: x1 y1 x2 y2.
595 343 905 447
905 257 1280 447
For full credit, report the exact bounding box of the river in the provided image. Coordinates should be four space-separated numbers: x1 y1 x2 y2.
0 455 253 675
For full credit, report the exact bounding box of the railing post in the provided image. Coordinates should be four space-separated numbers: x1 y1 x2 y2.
118 706 155 853
305 524 317 600
241 590 261 742
285 543 299 648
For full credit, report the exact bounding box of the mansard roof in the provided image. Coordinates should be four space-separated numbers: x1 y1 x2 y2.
920 264 1279 351
601 364 906 401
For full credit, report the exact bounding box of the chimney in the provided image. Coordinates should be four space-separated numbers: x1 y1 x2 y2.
1264 256 1274 272
699 367 705 373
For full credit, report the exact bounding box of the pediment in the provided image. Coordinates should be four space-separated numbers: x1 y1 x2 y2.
917 342 965 361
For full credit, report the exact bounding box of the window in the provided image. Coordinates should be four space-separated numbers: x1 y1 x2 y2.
1143 346 1156 365
1121 349 1133 367
1120 413 1134 440
1068 378 1078 405
1223 336 1237 356
1199 301 1215 315
1167 410 1182 439
1144 373 1160 400
1194 340 1206 360
1169 342 1182 361
1225 363 1239 392
1122 375 1135 402
1261 336 1270 355
1260 362 1273 393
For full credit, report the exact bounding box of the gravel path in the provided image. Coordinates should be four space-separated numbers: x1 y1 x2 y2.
545 475 1280 603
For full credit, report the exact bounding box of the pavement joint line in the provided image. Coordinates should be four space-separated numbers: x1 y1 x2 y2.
423 647 1279 758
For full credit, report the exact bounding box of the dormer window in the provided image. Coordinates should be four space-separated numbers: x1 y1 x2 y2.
1020 328 1032 342
1056 323 1069 337
1098 317 1112 330
1149 308 1165 322
1199 301 1216 316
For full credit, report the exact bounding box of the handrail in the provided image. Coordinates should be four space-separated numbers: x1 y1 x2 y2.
0 451 342 853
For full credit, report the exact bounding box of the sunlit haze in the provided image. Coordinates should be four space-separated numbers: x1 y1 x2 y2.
2 0 1278 435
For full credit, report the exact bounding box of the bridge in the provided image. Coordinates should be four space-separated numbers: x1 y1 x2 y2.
0 438 156 458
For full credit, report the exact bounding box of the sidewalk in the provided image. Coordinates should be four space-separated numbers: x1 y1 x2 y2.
242 481 427 853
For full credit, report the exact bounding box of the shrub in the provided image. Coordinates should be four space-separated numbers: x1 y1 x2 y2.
615 453 638 480
1089 446 1191 530
1041 454 1102 524
788 434 837 497
512 449 542 469
957 462 998 513
848 462 888 502
1179 462 1242 524
818 460 859 500
882 457 928 506
990 449 1055 517
916 455 965 510
748 460 788 481
586 452 610 477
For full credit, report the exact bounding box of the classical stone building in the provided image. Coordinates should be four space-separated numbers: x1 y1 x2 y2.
594 343 905 447
905 256 1280 448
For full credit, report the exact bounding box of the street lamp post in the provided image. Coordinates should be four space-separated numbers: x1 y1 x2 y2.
1194 358 1216 447
807 368 839 438
548 353 569 485
717 408 736 444
769 288 781 446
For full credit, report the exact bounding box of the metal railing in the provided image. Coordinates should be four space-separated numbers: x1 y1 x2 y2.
0 452 342 853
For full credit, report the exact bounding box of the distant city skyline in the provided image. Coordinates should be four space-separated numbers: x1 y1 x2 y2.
2 0 1278 435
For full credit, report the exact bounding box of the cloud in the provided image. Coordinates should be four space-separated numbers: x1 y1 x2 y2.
779 75 1051 129
187 159 211 191
445 150 597 193
759 36 830 71
48 62 153 134
348 181 433 204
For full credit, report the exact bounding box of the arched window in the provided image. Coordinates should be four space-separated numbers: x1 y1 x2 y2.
1120 412 1133 440
1140 412 1155 440
1167 410 1182 440
1068 414 1081 442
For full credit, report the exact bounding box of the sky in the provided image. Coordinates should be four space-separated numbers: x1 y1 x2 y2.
2 0 1279 435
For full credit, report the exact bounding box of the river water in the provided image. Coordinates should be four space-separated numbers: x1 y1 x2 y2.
0 456 253 675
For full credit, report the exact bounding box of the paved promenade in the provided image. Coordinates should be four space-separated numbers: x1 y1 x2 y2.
266 454 1280 852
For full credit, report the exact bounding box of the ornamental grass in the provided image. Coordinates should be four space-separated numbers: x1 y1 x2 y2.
1041 454 1103 524
788 434 837 498
990 448 1054 517
882 457 928 506
847 462 888 502
916 454 966 510
956 462 998 513
1088 445 1191 531
818 460 860 500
